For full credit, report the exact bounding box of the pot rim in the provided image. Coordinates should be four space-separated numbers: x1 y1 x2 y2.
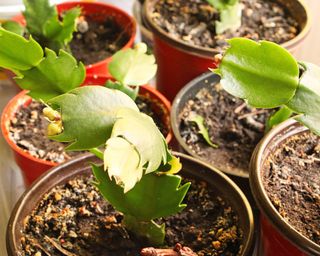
12 1 137 71
132 0 153 41
1 90 57 167
7 151 254 256
143 0 311 58
171 71 249 178
249 118 320 255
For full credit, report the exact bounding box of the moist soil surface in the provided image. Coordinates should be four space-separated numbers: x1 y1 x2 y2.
262 131 320 245
9 100 83 163
136 95 169 138
152 0 299 51
9 97 168 163
21 175 243 256
179 81 271 176
71 17 130 65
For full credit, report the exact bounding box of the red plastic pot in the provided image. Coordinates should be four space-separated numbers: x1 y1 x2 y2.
250 119 320 255
142 0 310 102
1 76 172 186
259 215 309 256
1 91 55 186
11 1 136 77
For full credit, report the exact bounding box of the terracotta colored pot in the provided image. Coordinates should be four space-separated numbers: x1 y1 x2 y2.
250 119 320 255
142 0 311 102
7 152 255 255
1 76 172 186
11 1 136 77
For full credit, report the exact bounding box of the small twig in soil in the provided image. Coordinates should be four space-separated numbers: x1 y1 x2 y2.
107 23 132 51
140 243 197 256
310 156 320 162
244 116 264 132
44 236 77 256
118 225 131 239
234 102 247 114
189 22 207 36
291 155 320 164
141 247 179 256
284 145 296 154
237 109 267 120
29 238 51 256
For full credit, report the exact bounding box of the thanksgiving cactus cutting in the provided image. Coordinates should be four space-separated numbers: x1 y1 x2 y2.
0 28 189 245
206 0 242 34
215 38 320 135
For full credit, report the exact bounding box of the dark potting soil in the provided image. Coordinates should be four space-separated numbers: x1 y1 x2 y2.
152 0 299 51
21 175 243 256
262 131 320 245
9 98 168 163
71 17 130 65
9 100 83 163
179 82 271 176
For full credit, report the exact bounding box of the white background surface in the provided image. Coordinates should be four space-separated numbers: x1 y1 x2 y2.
0 0 319 255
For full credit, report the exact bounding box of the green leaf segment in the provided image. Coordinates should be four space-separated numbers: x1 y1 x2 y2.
50 86 188 244
93 165 190 245
215 38 320 135
108 43 157 101
265 106 292 132
50 87 188 245
18 49 85 101
1 21 24 36
48 86 139 150
189 113 218 148
0 28 85 101
206 0 241 34
22 0 81 52
0 29 188 245
0 28 43 71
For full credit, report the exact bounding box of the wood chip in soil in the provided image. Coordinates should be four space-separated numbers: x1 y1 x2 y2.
262 131 320 245
179 82 272 175
152 0 299 52
20 175 243 256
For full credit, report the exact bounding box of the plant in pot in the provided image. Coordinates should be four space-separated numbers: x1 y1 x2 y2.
171 70 273 183
142 0 310 101
171 31 313 192
0 28 170 185
171 45 284 197
4 37 254 255
207 37 319 255
1 0 136 77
